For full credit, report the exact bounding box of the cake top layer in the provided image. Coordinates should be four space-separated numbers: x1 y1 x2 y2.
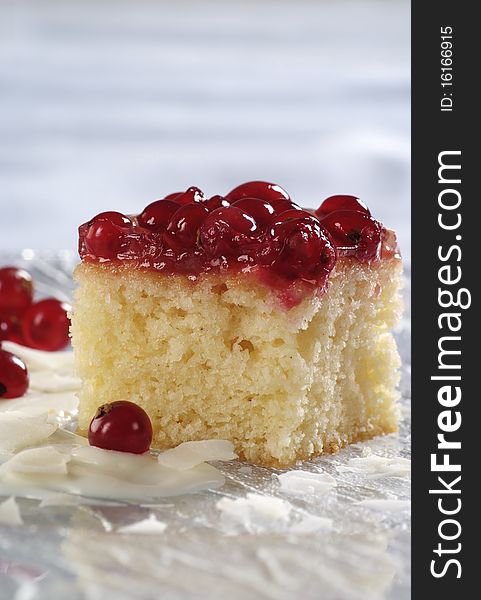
78 181 399 303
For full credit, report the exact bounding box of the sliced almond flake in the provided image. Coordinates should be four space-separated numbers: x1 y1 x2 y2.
0 496 23 525
276 470 337 497
0 391 79 418
217 493 292 534
29 371 81 393
117 515 167 535
1 341 74 372
338 455 411 478
39 494 81 508
0 412 57 455
158 440 237 470
0 446 70 475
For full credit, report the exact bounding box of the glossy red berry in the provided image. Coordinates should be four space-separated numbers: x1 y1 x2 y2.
0 268 34 316
84 211 133 259
271 216 336 279
320 210 382 260
173 186 205 205
22 298 71 351
0 349 29 399
163 192 183 201
166 203 210 252
204 195 230 211
199 206 258 257
88 400 153 454
226 181 291 204
232 198 275 228
0 314 25 344
138 200 180 231
315 195 370 218
270 199 301 214
271 208 312 225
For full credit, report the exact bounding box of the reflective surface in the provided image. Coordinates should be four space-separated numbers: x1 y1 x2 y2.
0 250 410 600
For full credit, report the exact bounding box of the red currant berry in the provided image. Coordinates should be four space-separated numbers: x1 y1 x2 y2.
0 349 29 399
232 198 275 228
271 208 311 225
173 186 205 205
164 192 183 201
380 227 399 259
84 211 133 259
166 203 209 252
199 206 258 257
270 199 301 214
225 181 290 204
0 314 25 344
315 195 370 218
0 267 34 316
22 298 71 351
204 195 230 211
320 210 382 260
138 200 180 231
272 216 336 279
88 400 153 454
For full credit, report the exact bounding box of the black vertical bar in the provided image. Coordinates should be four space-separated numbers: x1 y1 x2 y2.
412 2 476 596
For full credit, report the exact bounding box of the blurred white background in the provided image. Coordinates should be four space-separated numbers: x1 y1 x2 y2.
0 0 410 262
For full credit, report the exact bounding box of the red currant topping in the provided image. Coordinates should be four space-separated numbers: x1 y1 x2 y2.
0 349 29 399
166 203 210 252
22 298 71 351
272 216 336 279
315 195 370 218
138 200 180 231
0 267 34 316
320 210 382 260
232 198 275 228
173 186 205 205
77 183 392 308
84 211 133 259
0 314 25 344
226 181 290 204
88 400 153 454
199 206 258 257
